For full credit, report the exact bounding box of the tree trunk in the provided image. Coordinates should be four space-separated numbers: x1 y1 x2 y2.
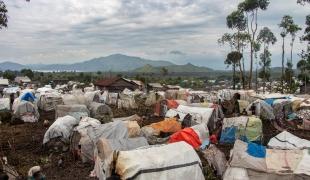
281 37 285 93
249 42 254 89
233 64 236 90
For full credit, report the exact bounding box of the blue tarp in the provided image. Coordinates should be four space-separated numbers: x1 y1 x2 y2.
246 142 266 158
20 92 36 102
219 127 236 144
264 98 275 106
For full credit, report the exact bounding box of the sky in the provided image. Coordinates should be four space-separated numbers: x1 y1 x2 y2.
0 0 309 70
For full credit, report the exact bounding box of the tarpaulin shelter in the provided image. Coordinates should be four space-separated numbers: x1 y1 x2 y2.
246 99 275 120
94 137 148 180
115 142 205 180
169 127 201 148
12 98 39 123
268 131 310 150
55 104 89 120
147 118 181 136
89 102 113 123
37 92 63 112
43 115 79 144
220 116 262 144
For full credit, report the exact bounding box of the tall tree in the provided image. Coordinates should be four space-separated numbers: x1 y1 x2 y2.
226 51 243 89
0 0 8 29
226 10 247 89
257 27 277 93
297 0 310 5
238 0 270 89
279 15 293 92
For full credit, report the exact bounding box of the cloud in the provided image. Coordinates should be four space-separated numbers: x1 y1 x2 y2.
170 50 186 56
0 0 309 69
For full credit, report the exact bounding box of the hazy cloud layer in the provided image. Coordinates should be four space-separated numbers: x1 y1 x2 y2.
0 0 309 69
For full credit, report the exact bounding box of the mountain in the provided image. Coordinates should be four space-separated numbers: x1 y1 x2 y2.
0 61 26 71
134 63 214 73
33 54 174 72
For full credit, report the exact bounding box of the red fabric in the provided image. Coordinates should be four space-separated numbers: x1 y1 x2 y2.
169 128 201 149
166 100 179 109
154 102 160 116
210 134 218 144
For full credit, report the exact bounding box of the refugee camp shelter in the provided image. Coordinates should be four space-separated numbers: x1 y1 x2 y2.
0 78 9 94
14 76 31 84
94 77 139 92
147 83 164 91
165 84 180 90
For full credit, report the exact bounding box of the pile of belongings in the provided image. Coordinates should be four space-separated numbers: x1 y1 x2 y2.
246 99 275 120
220 116 262 144
218 89 256 102
84 91 101 104
141 117 181 144
62 91 88 106
55 104 89 120
224 131 310 180
113 142 205 180
43 115 79 150
12 92 39 123
89 102 113 123
117 93 138 109
165 105 215 126
37 91 63 112
71 119 141 163
154 99 180 117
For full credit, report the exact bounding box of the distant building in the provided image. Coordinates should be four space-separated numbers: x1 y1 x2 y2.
0 78 9 94
15 76 31 84
165 85 180 90
147 83 164 91
94 77 140 92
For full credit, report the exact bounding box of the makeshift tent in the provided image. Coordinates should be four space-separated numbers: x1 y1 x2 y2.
106 93 118 106
220 116 262 144
37 92 63 112
230 140 267 172
62 93 87 106
176 105 214 125
246 99 275 120
55 104 89 120
169 127 201 148
73 120 138 163
268 131 310 150
118 93 138 109
94 137 148 180
12 99 39 123
266 149 303 174
147 118 181 136
89 102 113 123
20 92 36 102
84 91 101 104
115 142 205 180
112 114 142 122
0 98 10 111
43 115 79 144
218 89 256 102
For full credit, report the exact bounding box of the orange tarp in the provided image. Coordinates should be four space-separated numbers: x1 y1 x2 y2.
149 118 181 134
169 128 201 149
166 100 179 109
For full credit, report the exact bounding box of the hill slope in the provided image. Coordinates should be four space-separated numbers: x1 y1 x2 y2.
134 63 214 73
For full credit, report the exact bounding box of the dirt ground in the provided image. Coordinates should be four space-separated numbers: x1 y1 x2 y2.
2 106 310 179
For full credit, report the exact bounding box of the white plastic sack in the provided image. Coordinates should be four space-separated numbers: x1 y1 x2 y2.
43 115 79 144
0 98 10 111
